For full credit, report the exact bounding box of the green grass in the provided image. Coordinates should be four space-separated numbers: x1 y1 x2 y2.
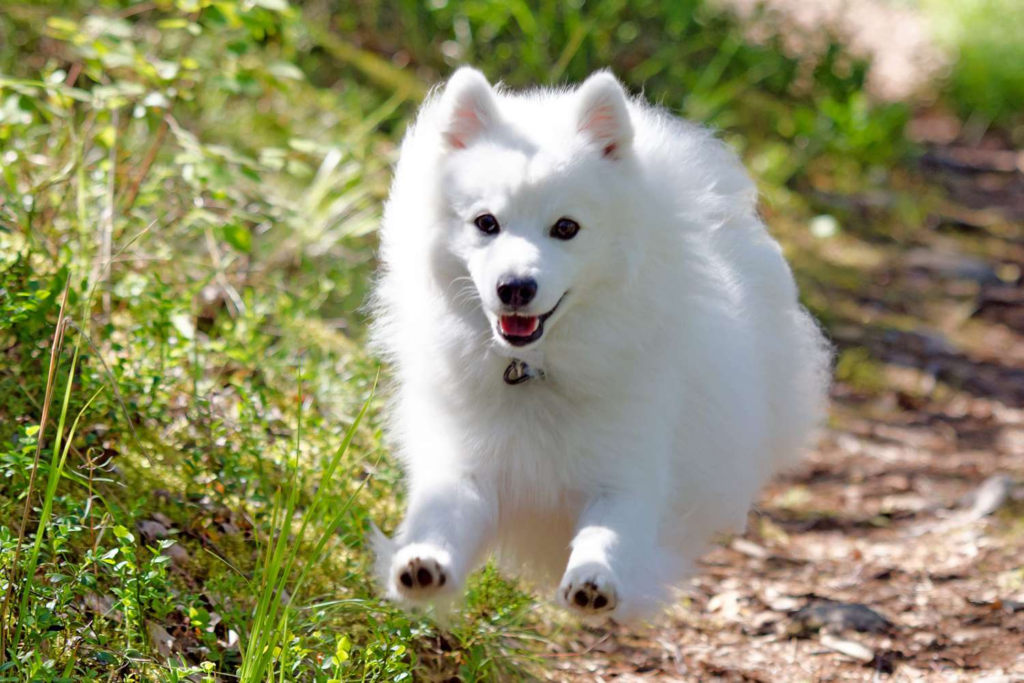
925 0 1024 128
237 377 375 683
0 0 1017 680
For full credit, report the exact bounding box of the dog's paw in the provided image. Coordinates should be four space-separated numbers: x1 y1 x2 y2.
389 544 452 601
558 563 619 618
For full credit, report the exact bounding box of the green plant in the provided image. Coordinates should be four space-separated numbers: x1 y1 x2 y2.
237 381 375 682
926 0 1024 127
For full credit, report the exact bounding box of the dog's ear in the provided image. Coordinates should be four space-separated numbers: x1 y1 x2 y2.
575 71 633 159
439 67 499 150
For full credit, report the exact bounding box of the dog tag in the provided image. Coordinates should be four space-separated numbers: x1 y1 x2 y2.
503 358 544 385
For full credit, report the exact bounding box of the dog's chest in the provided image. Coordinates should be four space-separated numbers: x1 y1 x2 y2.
465 386 595 495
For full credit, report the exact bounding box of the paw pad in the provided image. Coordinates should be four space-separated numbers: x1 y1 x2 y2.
395 556 447 594
563 579 617 613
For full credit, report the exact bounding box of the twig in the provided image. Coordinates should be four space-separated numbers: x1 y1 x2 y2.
101 108 118 315
0 276 70 659
119 9 200 213
117 1 156 18
11 378 90 465
203 225 246 316
81 450 100 585
64 63 82 88
120 115 168 213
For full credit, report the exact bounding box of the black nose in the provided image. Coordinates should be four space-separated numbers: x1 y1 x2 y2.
496 277 538 308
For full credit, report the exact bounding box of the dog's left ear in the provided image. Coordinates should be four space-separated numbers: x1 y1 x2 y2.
575 71 633 160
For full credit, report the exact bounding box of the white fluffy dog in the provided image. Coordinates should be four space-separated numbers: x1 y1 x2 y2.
370 67 830 622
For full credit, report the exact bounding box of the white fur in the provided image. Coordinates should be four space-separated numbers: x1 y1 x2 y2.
369 68 831 622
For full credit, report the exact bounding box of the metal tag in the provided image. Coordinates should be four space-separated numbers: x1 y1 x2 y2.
503 358 538 385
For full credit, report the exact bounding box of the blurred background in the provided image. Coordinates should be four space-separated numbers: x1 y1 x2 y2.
1 0 1023 680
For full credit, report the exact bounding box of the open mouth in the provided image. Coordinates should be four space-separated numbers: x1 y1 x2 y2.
497 294 566 347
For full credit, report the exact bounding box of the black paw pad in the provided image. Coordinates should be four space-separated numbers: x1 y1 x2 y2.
416 566 433 586
564 578 616 613
396 557 447 593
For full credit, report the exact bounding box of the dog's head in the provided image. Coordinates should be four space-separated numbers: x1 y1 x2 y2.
433 68 636 352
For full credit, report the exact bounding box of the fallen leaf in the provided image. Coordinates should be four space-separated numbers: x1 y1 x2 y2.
147 621 176 658
959 474 1012 520
820 633 875 663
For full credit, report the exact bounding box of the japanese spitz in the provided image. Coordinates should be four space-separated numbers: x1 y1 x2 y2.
370 68 830 622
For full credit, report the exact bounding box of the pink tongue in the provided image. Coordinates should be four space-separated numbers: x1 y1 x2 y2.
501 315 539 337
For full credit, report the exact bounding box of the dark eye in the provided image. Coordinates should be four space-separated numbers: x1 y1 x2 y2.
550 217 580 240
474 213 500 235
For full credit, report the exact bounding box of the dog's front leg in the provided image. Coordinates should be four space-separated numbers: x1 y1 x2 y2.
378 475 496 604
559 492 664 621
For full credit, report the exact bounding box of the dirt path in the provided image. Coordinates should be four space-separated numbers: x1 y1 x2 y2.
546 132 1024 681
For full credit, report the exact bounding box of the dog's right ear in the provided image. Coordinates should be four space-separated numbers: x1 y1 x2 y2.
575 71 633 160
439 67 499 150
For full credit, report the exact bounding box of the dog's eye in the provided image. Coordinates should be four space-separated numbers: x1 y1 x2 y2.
474 213 500 235
550 217 580 240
